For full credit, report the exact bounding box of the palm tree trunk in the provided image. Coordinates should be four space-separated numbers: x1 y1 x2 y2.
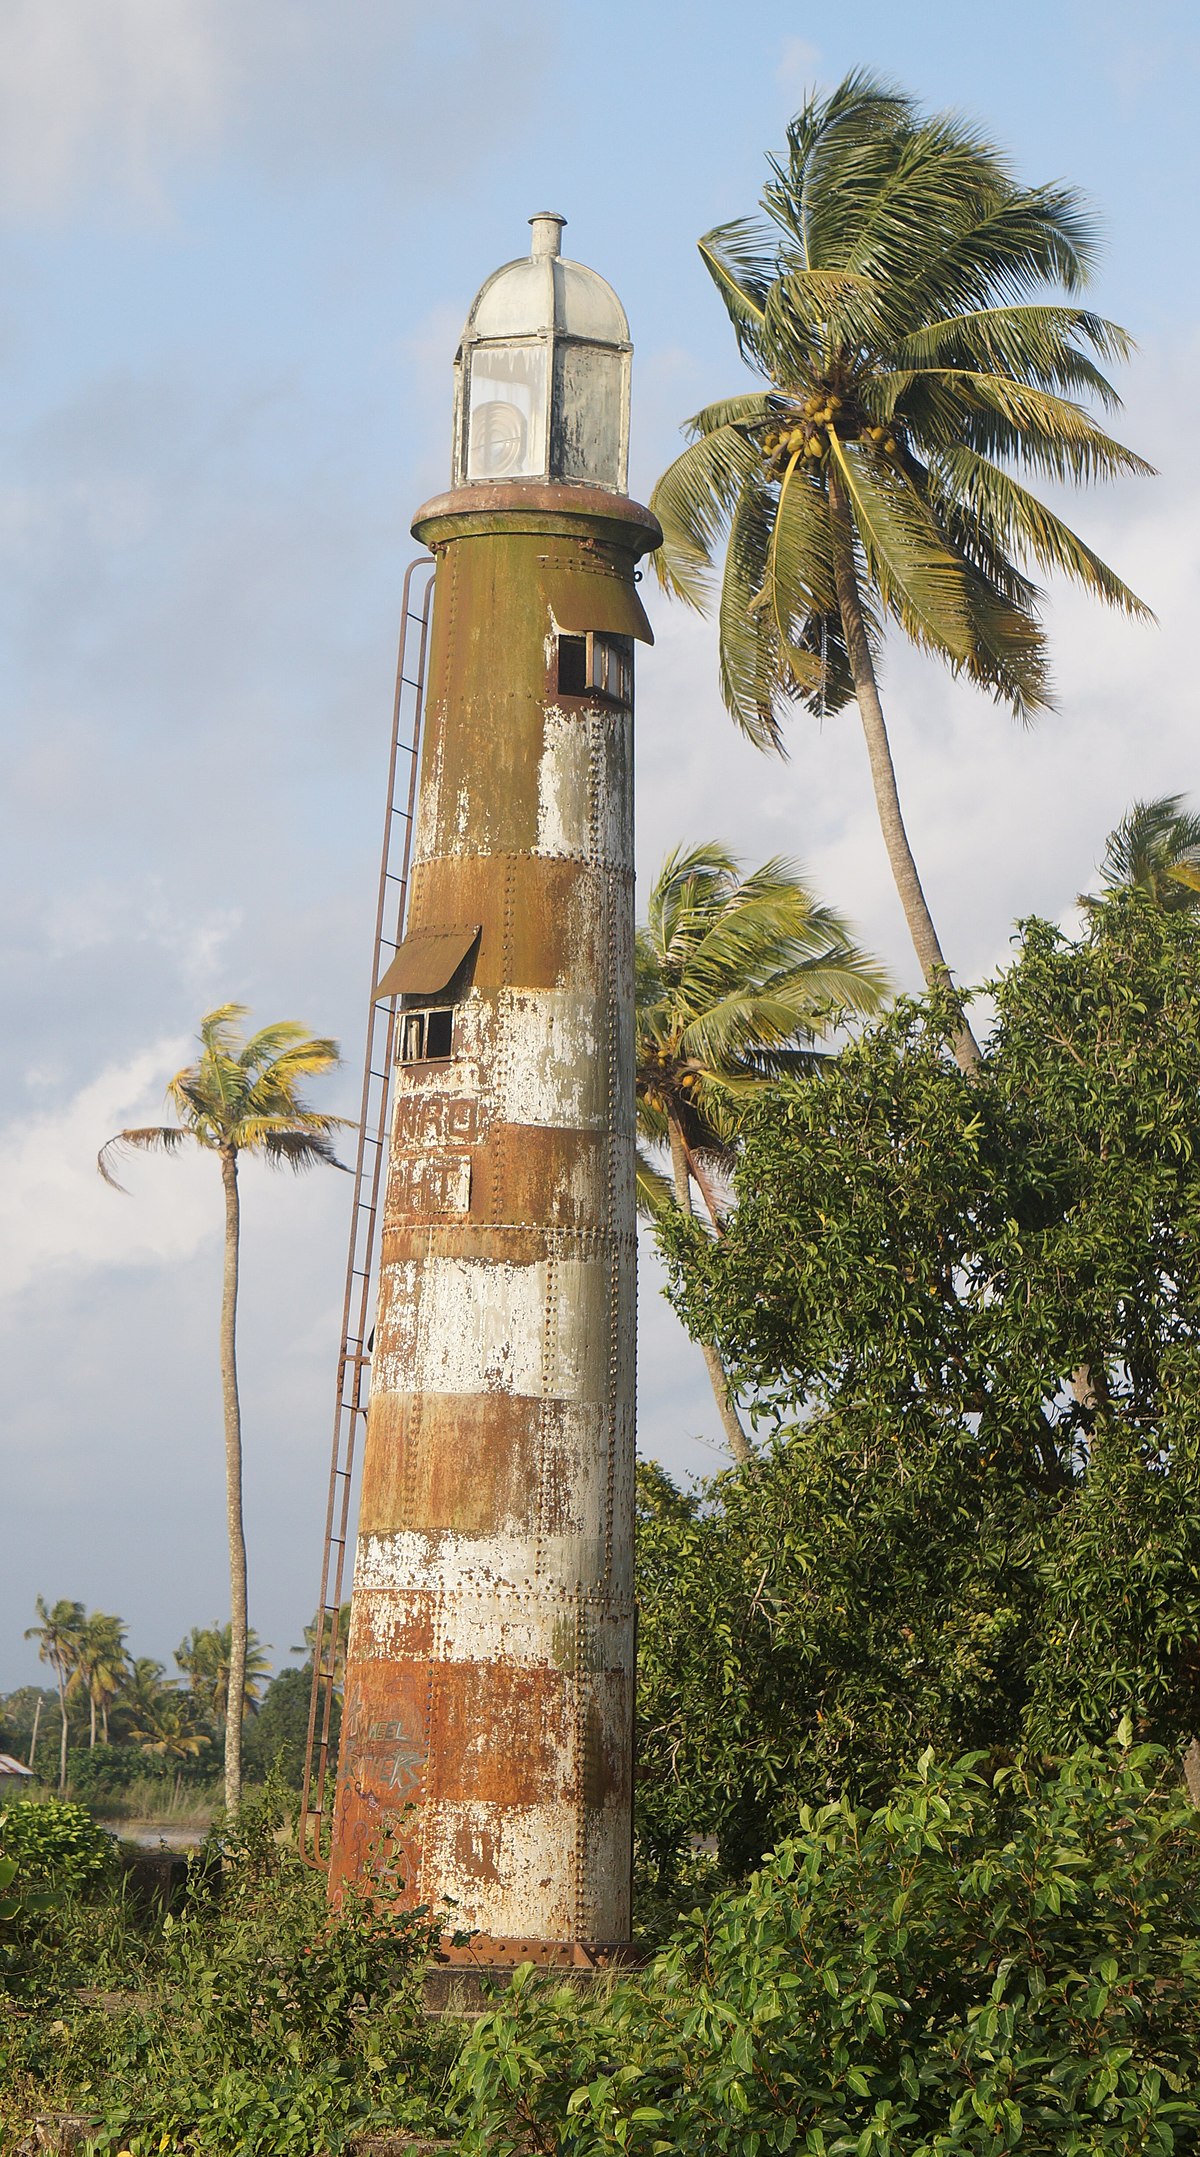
220 1145 248 1817
827 461 981 1075
57 1670 68 1793
681 1135 725 1234
668 1119 752 1465
28 1695 41 1773
88 1687 97 1749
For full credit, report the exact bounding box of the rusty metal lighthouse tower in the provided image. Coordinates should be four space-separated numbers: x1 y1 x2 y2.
326 215 659 1963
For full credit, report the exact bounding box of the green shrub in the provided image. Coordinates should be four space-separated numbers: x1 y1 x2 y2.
0 1833 64 2003
62 1745 175 1806
0 1798 116 1893
454 1738 1200 2156
0 1784 454 2153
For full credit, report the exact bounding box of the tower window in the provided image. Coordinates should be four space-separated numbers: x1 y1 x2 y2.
556 631 632 705
400 1007 455 1064
592 633 632 705
557 635 588 695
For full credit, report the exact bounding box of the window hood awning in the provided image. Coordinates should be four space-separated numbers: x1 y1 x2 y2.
375 925 480 1001
546 570 653 645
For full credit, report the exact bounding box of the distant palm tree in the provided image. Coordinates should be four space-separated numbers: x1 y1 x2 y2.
98 1005 350 1815
128 1692 209 1802
294 1605 353 1691
1086 794 1200 911
24 1597 85 1791
175 1624 270 1730
651 72 1152 1072
111 1657 171 1743
636 842 888 1461
70 1612 128 1748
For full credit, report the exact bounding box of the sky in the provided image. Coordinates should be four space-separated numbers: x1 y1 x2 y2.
3 0 1198 1689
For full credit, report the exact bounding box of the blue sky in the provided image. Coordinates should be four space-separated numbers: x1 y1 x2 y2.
3 0 1198 1688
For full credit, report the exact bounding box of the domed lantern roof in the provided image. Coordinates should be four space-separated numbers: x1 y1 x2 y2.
452 215 632 492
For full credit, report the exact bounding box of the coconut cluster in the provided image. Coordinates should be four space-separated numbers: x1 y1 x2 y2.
761 390 897 478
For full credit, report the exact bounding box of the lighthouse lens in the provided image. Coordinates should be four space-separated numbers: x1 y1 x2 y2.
472 399 525 475
466 344 547 480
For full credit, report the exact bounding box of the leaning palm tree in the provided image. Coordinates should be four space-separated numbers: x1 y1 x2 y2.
99 1006 350 1815
1085 794 1200 911
24 1597 85 1792
651 72 1152 1072
636 842 888 1461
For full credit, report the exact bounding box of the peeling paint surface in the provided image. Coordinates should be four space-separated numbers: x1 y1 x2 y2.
329 488 658 1957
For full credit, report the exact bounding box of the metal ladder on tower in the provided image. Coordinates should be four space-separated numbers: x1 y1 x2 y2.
299 555 435 1871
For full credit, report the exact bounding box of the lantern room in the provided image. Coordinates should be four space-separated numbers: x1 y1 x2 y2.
452 213 632 493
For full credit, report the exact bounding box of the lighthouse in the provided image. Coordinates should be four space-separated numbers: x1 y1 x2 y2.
328 215 659 1963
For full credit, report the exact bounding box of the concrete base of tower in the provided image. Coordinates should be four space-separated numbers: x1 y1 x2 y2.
422 1949 643 2021
432 1930 635 1970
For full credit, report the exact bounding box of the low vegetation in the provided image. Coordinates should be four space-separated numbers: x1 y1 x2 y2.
457 1741 1200 2157
2 1743 1196 2155
0 1785 454 2153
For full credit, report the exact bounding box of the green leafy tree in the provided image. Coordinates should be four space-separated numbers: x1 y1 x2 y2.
644 897 1200 1871
636 842 887 1460
651 73 1151 1070
175 1623 271 1730
24 1599 85 1794
0 1689 55 1774
1085 791 1200 910
99 1006 350 1816
244 1666 341 1792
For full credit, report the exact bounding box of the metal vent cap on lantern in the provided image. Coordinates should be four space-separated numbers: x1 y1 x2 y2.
453 213 632 493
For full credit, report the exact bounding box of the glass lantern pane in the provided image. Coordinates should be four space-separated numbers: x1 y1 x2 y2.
466 344 548 480
551 344 623 488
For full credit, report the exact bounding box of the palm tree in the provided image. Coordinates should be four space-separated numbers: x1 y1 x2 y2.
1086 794 1200 911
70 1611 128 1748
651 72 1152 1073
110 1656 171 1744
636 842 888 1461
128 1692 209 1803
294 1604 353 1691
24 1597 85 1791
175 1623 271 1729
98 1005 350 1815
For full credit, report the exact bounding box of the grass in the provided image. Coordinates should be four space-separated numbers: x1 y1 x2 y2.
90 1775 222 1827
21 1773 227 1827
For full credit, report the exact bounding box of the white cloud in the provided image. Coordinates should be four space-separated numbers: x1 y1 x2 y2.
38 883 241 987
776 37 820 93
0 0 552 220
0 1038 217 1296
0 1 227 218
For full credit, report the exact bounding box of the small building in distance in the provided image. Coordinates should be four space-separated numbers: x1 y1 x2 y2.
0 1753 34 1794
